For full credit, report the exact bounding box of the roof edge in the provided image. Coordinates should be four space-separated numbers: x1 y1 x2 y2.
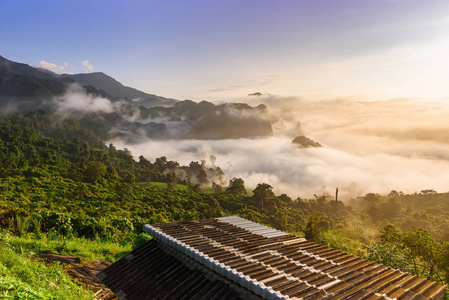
143 224 289 300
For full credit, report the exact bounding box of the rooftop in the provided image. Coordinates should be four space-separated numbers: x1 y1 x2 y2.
98 216 446 299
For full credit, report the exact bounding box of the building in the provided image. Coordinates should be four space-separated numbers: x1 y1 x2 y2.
98 216 447 299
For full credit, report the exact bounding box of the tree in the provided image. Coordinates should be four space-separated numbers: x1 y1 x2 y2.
166 172 177 190
116 183 133 201
84 161 107 183
364 193 380 204
106 166 118 180
122 171 135 185
212 182 223 193
368 224 449 284
225 177 246 195
252 183 274 208
155 156 167 173
196 169 209 186
304 215 322 242
388 190 400 199
191 183 202 193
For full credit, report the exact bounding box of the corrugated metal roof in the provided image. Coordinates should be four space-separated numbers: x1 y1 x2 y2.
99 216 447 300
217 216 290 238
98 239 247 300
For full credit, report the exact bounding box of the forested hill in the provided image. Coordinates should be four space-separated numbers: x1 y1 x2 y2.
1 110 449 298
0 55 171 103
0 110 227 189
0 109 346 239
1 54 449 296
0 55 274 140
62 72 176 103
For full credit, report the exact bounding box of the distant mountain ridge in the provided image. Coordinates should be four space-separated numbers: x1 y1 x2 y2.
0 55 76 109
65 72 149 99
63 72 177 106
0 55 175 106
0 55 273 141
0 55 61 81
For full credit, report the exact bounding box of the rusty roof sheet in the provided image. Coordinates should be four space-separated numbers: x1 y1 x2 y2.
99 216 447 300
98 239 247 300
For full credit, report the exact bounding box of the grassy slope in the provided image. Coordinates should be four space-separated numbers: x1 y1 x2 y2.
0 230 135 299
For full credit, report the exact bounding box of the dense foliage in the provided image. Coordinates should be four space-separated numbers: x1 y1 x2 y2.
1 110 449 298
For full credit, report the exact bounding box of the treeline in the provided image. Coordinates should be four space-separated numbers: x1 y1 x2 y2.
0 110 349 238
0 110 225 187
1 110 449 289
350 191 449 241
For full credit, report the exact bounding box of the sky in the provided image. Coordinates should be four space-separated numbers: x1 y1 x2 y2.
1 0 449 102
2 0 449 198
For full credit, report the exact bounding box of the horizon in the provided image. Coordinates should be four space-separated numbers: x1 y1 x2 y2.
3 2 449 292
2 0 449 199
1 0 449 102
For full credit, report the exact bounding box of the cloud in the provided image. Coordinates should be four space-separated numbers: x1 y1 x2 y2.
38 60 71 74
109 96 449 200
37 59 95 74
81 60 94 72
54 83 113 113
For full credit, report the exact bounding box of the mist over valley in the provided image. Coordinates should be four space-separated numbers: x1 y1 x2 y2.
2 55 448 199
4 2 449 296
113 95 449 199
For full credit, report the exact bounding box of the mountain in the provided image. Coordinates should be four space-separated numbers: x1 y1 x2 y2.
292 135 322 148
0 55 71 96
63 72 177 106
65 72 148 99
0 55 174 107
0 55 273 140
0 55 62 81
0 55 76 110
138 100 272 139
0 55 113 109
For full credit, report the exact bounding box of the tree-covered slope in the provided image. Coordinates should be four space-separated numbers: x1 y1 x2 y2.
1 110 449 298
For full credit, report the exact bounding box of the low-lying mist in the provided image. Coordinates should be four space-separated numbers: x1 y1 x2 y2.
110 96 449 200
48 86 449 199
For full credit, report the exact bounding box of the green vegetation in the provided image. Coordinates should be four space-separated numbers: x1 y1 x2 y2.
0 229 132 299
1 110 449 298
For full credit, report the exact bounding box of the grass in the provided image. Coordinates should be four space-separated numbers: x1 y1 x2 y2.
0 231 93 299
6 233 134 262
0 229 140 299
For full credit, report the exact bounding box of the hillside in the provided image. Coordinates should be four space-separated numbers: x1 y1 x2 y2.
0 55 274 140
64 72 177 106
1 111 449 298
1 57 449 299
0 55 173 105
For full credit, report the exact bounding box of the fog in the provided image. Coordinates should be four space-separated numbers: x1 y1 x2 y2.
54 84 114 114
110 96 449 200
50 86 449 199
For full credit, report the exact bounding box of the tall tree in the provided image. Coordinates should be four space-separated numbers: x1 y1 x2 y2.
226 177 246 195
252 183 274 208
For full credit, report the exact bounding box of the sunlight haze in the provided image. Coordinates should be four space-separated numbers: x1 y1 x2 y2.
2 0 449 198
2 0 449 102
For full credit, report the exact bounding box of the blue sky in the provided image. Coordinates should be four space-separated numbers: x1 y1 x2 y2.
1 0 449 101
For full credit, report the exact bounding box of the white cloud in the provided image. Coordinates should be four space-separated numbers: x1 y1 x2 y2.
38 60 71 74
81 60 94 72
54 83 113 113
109 97 449 200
